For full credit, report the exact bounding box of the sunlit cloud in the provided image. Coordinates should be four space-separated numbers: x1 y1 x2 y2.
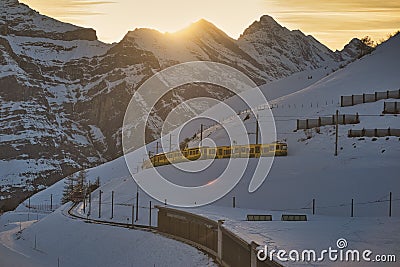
20 0 114 23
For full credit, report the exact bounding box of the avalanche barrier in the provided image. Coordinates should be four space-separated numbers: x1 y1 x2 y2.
341 89 400 107
296 114 359 130
348 128 400 137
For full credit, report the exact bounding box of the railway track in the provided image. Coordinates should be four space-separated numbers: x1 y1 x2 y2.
66 202 154 232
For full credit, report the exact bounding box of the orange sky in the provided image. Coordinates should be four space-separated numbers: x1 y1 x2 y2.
20 0 400 50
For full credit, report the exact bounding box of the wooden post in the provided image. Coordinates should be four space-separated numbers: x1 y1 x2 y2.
111 191 114 219
149 201 152 227
351 95 354 106
88 191 91 215
98 190 102 218
135 190 139 221
233 197 236 208
169 134 172 152
50 194 53 211
131 203 135 227
312 199 315 215
83 190 86 214
335 110 339 156
200 124 203 147
28 198 30 220
351 199 354 217
255 115 259 144
156 142 159 155
389 192 392 217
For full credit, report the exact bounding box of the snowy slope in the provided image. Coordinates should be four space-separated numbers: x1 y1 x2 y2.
0 206 216 267
5 33 399 267
22 34 400 215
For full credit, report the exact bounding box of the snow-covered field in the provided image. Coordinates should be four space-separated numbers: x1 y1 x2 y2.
1 34 400 266
0 205 216 267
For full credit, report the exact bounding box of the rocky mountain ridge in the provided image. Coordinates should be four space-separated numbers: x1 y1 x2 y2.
0 0 368 210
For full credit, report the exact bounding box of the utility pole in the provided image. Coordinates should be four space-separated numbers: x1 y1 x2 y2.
50 194 53 211
169 134 172 152
200 124 203 147
335 110 339 156
255 114 259 145
156 142 159 154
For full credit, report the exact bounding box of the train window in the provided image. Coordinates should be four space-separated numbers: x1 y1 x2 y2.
250 148 254 153
218 149 222 154
263 148 268 153
255 146 260 153
241 147 245 152
282 145 287 150
210 149 215 154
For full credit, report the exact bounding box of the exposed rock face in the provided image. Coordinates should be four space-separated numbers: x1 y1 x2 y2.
0 0 362 210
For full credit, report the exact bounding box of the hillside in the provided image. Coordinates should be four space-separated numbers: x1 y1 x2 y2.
5 32 399 267
24 33 400 214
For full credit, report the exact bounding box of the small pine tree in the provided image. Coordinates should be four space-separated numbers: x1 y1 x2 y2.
61 170 88 204
62 175 74 204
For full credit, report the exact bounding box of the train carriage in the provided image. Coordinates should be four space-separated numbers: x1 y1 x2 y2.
142 142 287 169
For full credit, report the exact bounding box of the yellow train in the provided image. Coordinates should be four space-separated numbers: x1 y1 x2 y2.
142 142 287 169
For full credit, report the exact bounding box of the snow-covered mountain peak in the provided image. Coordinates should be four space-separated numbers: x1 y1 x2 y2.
175 19 229 38
0 0 97 41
